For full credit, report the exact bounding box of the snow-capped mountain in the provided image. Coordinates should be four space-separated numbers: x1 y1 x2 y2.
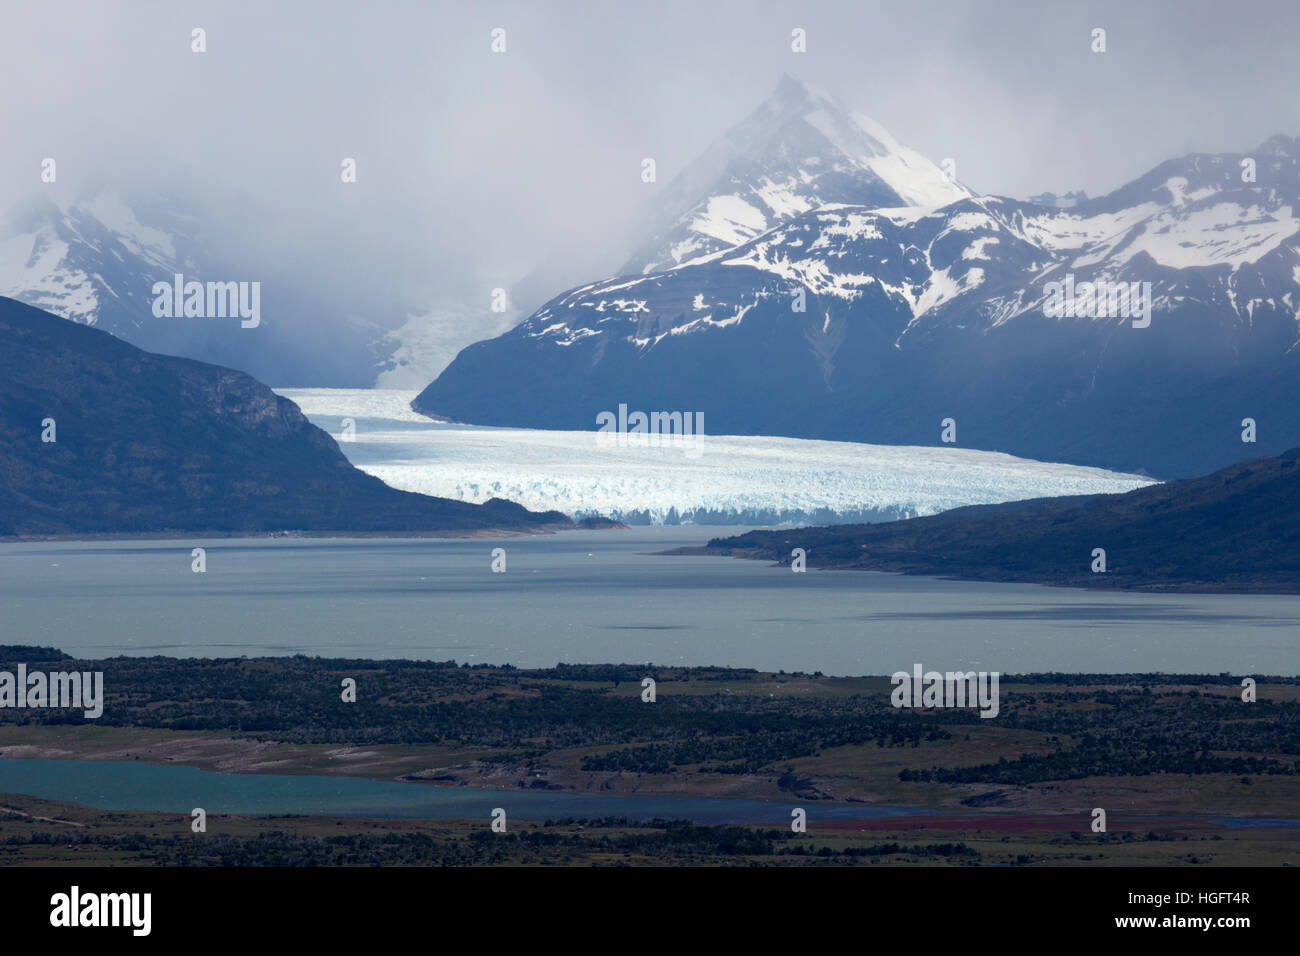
623 74 970 275
0 194 200 344
281 388 1154 526
0 193 391 385
414 93 1300 478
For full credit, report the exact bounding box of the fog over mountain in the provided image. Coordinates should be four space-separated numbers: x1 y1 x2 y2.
413 70 1300 478
3 0 1300 386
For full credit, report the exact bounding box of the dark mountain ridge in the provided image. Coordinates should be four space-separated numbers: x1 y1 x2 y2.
687 449 1300 592
0 296 576 537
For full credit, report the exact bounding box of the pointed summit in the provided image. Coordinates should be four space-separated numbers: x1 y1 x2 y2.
768 71 819 108
773 71 808 96
621 75 970 274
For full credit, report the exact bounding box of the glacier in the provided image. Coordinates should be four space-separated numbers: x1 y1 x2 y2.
278 388 1156 526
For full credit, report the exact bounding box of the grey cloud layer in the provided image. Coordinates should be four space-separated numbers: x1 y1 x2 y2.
3 0 1297 320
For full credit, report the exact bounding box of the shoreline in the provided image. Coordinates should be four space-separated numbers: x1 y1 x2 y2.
661 545 1300 596
1 664 1296 822
3 751 1298 830
0 522 628 545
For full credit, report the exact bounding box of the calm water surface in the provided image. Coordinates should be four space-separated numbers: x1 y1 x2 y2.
0 758 917 824
1 528 1296 675
0 759 1293 826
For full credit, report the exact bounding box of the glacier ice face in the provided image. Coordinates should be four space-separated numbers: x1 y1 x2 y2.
279 388 1156 526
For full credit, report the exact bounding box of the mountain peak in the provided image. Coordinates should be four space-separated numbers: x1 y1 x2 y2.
772 71 811 100
767 72 831 111
620 77 970 274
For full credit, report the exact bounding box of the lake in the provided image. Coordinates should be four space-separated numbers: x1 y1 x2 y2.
0 757 917 824
1 759 1294 827
0 528 1296 675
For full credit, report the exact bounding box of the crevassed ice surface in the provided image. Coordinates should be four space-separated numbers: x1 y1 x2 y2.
278 388 1156 526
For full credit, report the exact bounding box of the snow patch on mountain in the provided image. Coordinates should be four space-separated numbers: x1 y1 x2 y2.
691 194 770 246
0 232 97 321
78 194 180 265
375 301 520 388
0 194 193 332
1124 202 1299 269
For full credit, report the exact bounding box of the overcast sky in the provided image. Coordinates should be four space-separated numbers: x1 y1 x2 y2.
4 0 1299 315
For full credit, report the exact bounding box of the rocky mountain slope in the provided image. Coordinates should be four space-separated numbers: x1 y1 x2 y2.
0 296 573 536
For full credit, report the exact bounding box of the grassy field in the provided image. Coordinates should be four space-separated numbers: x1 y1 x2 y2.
1 652 1296 865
